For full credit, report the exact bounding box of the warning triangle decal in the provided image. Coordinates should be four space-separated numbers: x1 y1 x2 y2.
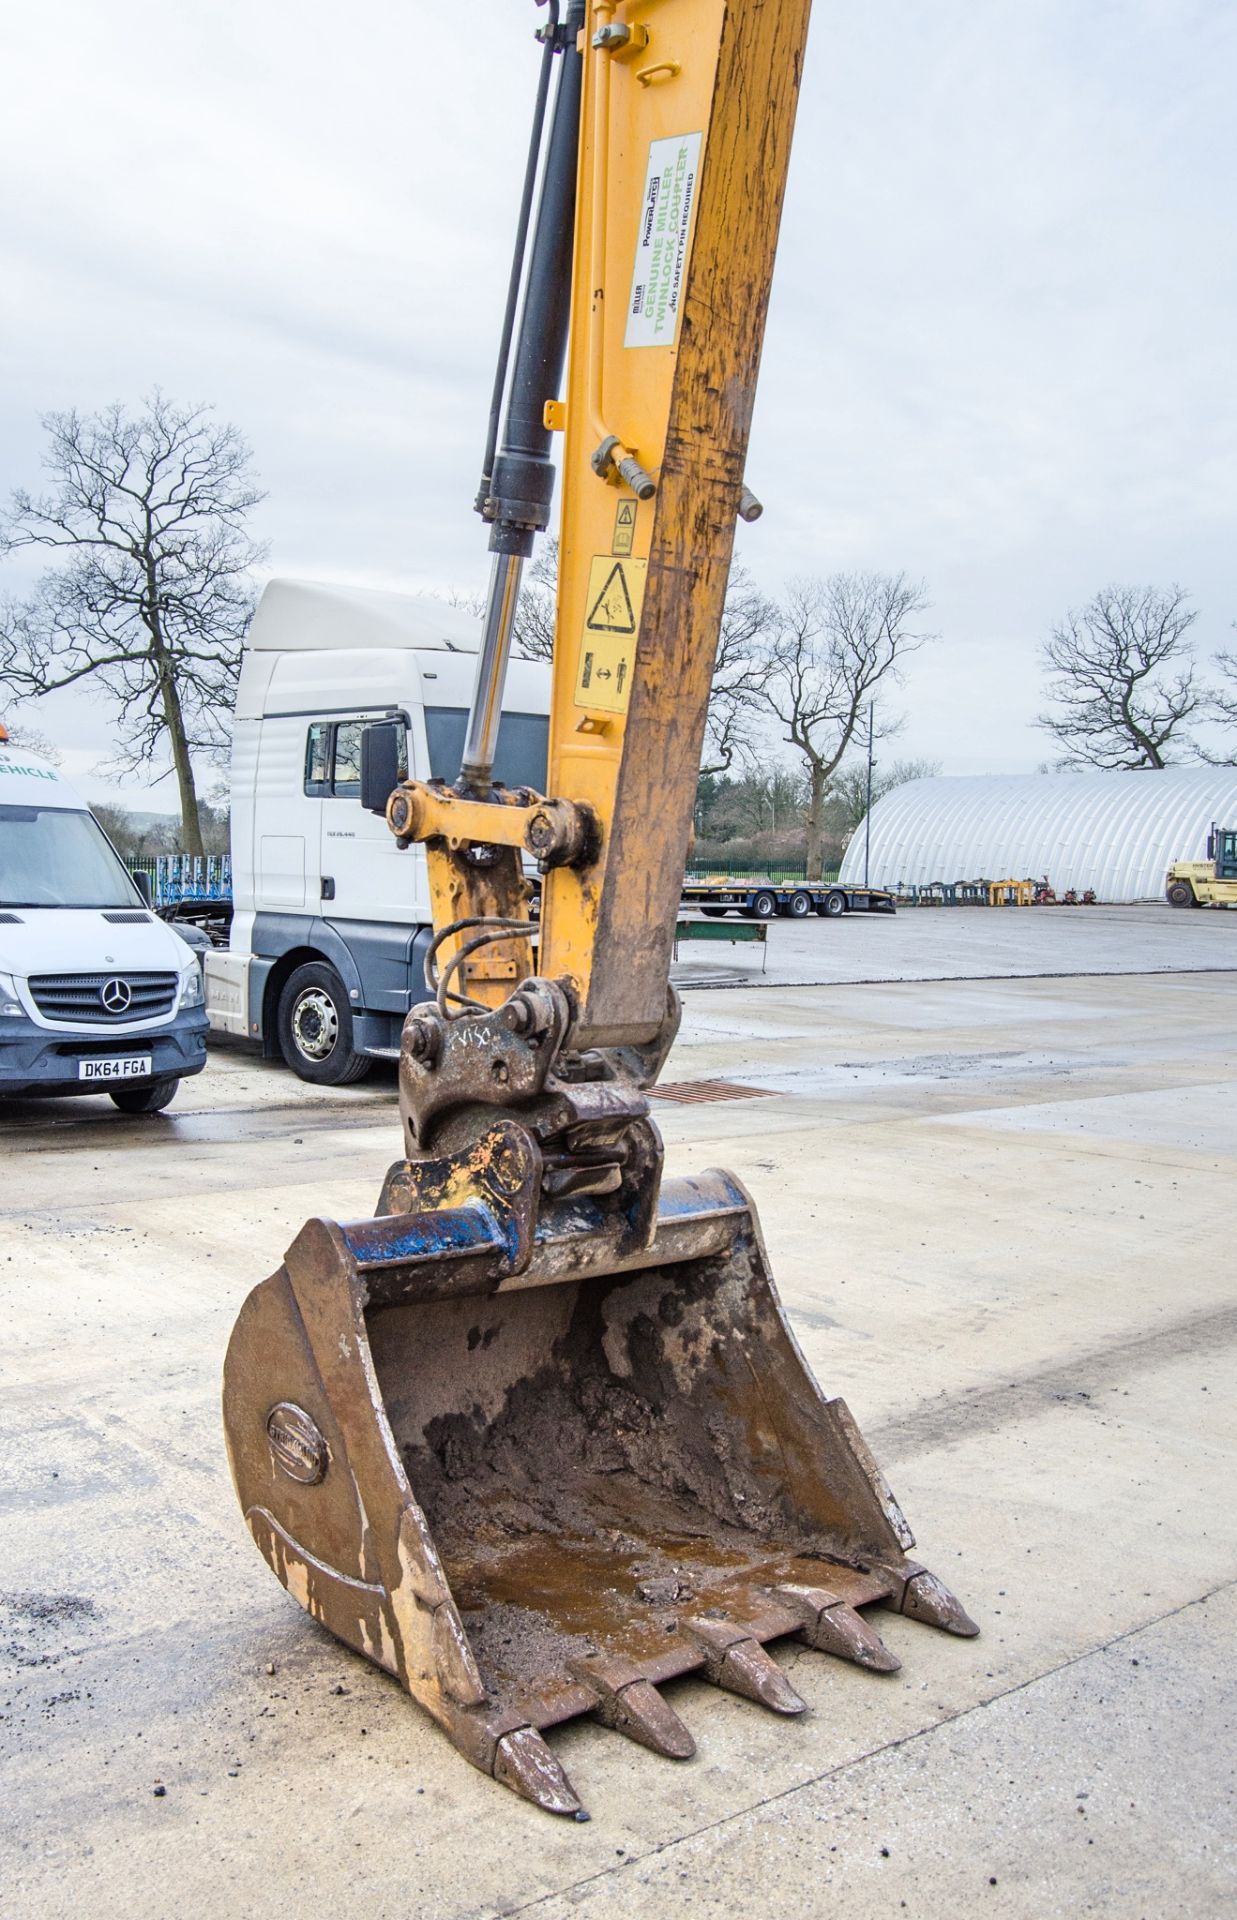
585 562 637 634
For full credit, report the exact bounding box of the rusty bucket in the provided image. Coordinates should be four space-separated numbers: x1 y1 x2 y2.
223 1122 976 1817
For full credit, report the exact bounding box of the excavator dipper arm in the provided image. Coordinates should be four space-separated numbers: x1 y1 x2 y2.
223 0 977 1820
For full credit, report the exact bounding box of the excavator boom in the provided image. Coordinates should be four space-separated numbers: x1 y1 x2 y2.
223 0 977 1820
544 0 807 1043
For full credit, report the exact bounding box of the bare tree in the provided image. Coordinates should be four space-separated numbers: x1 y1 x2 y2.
1198 639 1237 764
761 573 932 880
461 541 772 766
90 802 140 856
696 762 806 840
512 538 558 663
1036 585 1201 771
447 541 560 659
700 563 777 775
0 393 266 854
829 755 941 835
0 719 62 764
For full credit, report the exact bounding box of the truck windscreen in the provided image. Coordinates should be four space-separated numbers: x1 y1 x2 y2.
0 805 143 909
424 708 549 792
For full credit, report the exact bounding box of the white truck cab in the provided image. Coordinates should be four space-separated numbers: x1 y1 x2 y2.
0 731 208 1110
206 579 551 1083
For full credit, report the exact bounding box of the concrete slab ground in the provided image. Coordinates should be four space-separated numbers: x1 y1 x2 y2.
1 946 1234 1918
672 899 1237 991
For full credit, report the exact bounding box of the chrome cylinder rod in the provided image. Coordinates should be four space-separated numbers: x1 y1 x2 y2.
460 552 524 789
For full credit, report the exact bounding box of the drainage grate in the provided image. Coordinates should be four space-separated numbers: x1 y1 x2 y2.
649 1079 777 1105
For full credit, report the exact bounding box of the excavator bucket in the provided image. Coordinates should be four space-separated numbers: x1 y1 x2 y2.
223 1117 976 1818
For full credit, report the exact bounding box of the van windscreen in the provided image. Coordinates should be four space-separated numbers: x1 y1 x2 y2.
423 708 549 792
0 804 142 910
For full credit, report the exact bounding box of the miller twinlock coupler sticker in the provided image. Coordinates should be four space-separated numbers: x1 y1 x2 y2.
625 132 703 350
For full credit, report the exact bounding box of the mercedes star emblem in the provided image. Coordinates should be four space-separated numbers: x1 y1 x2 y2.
100 977 132 1015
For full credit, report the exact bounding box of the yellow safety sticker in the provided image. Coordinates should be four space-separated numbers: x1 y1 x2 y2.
575 556 647 714
612 499 637 556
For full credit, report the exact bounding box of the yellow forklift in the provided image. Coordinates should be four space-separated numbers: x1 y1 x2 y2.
1167 826 1237 907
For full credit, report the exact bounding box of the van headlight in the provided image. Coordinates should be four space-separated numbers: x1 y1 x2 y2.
0 972 23 1017
179 963 205 1010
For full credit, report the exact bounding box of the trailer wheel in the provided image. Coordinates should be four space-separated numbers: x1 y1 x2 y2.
750 889 779 920
787 889 813 918
1166 881 1196 909
278 963 372 1085
701 907 728 918
109 1078 179 1115
821 891 847 918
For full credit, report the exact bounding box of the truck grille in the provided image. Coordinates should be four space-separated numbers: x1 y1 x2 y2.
29 972 178 1025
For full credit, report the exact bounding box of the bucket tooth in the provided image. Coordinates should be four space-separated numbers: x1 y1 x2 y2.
571 1655 696 1759
603 1679 696 1759
718 1638 807 1715
773 1583 901 1674
812 1603 901 1673
683 1618 806 1715
898 1565 980 1638
493 1726 587 1818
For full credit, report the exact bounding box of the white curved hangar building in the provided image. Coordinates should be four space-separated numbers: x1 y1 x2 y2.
839 766 1237 902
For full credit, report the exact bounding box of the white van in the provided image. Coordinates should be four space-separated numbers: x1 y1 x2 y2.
204 580 551 1084
0 732 209 1110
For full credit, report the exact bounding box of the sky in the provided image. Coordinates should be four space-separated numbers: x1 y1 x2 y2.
1 0 1235 809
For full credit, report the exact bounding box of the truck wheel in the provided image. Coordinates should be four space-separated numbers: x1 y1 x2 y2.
278 963 372 1085
822 891 847 918
1166 881 1195 909
787 890 813 918
750 889 779 920
109 1078 179 1115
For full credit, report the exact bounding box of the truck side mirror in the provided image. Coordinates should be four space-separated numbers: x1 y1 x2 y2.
360 721 405 816
132 869 154 908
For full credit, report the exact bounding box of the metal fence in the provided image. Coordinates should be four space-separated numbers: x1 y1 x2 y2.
126 853 232 907
685 858 840 883
123 850 838 903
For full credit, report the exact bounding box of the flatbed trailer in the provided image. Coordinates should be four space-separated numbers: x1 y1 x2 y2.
680 876 896 919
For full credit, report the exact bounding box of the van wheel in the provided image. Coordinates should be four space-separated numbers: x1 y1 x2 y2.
109 1078 179 1115
278 963 372 1085
1166 881 1195 908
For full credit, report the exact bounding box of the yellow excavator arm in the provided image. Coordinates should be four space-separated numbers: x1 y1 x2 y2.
545 0 808 1039
387 0 808 1049
222 0 977 1821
